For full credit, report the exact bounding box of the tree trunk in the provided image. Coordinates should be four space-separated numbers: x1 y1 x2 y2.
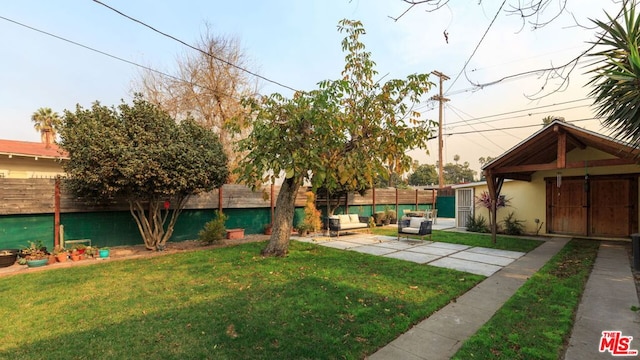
261 177 301 257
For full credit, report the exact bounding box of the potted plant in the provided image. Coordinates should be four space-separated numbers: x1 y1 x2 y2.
52 246 68 263
384 206 397 225
21 241 50 267
296 223 314 237
72 244 87 255
99 247 110 258
0 249 19 268
70 249 81 261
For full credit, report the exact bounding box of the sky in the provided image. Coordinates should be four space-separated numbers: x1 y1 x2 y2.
0 0 625 176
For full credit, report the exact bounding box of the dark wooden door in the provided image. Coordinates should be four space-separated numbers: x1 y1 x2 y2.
590 178 633 237
547 175 638 237
547 178 587 236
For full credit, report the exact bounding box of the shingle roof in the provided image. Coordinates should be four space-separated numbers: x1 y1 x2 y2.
0 139 68 159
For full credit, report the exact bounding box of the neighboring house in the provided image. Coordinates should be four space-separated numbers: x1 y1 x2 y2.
453 120 639 240
0 139 68 178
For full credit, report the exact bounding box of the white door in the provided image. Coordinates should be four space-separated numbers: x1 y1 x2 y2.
456 188 474 228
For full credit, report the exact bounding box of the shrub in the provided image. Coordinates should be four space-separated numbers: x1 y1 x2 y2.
199 211 228 244
503 212 526 235
466 214 489 233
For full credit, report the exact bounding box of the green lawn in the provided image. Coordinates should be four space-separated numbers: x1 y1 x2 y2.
451 239 600 359
0 241 485 359
371 227 542 253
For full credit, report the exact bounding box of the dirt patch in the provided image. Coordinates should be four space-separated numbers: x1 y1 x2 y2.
0 234 270 278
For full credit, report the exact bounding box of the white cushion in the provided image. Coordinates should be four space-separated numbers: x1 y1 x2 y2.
328 215 339 220
409 217 423 228
338 214 351 224
349 214 360 223
402 227 420 234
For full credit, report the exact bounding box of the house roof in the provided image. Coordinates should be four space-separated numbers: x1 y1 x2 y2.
0 139 68 159
482 120 640 181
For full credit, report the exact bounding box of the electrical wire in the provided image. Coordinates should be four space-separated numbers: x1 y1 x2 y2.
445 0 506 94
92 0 301 93
0 15 242 102
444 117 598 136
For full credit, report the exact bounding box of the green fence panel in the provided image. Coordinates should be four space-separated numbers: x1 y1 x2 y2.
222 208 271 235
436 196 455 218
61 212 141 247
0 214 54 250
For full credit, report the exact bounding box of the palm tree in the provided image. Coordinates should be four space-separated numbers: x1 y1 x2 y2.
31 107 61 147
588 1 640 152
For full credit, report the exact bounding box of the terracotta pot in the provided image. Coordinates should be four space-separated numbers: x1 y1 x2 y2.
56 253 67 262
71 254 80 261
47 255 56 265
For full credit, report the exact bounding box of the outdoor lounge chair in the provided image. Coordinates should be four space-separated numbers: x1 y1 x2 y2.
398 217 432 241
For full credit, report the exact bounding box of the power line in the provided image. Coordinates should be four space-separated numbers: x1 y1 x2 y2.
447 103 591 130
0 15 241 102
92 0 301 94
446 104 506 152
444 117 598 136
444 98 591 126
445 0 506 94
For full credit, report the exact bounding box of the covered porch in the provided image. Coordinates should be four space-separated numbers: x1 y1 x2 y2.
481 120 640 241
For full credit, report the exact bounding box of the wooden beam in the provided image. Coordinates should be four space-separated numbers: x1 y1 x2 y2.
485 170 499 243
557 127 566 168
492 157 637 174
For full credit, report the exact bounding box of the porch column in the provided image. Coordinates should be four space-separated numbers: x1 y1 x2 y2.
485 170 504 243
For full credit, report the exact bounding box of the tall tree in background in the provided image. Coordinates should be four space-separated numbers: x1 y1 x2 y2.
408 164 438 186
589 1 640 152
59 96 228 250
135 26 258 181
233 19 435 256
443 156 476 184
31 107 62 147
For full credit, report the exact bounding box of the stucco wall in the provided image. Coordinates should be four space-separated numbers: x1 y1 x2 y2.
461 147 640 235
0 156 65 178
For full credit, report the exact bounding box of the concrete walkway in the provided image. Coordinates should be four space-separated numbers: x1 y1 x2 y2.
564 242 640 359
368 237 570 360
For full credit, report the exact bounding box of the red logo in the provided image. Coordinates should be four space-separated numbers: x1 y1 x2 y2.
599 331 638 356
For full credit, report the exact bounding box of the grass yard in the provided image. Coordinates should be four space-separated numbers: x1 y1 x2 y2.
371 227 542 253
0 240 485 359
451 239 600 359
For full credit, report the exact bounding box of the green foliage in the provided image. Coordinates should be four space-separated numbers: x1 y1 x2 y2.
298 191 322 233
588 2 640 151
443 159 476 184
31 107 62 141
466 214 489 233
198 211 228 245
408 164 438 186
502 212 526 235
59 95 229 250
232 19 435 254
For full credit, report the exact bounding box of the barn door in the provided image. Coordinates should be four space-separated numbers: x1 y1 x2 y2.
456 188 474 228
547 178 587 236
590 177 636 237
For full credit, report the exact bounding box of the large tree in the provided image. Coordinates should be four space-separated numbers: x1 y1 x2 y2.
589 1 640 151
443 157 476 184
233 19 435 256
31 107 62 147
135 26 258 181
59 96 228 250
408 164 438 186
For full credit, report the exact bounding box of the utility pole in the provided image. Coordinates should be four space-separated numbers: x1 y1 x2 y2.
431 71 449 188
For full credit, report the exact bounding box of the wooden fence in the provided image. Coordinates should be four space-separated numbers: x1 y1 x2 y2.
0 178 437 216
